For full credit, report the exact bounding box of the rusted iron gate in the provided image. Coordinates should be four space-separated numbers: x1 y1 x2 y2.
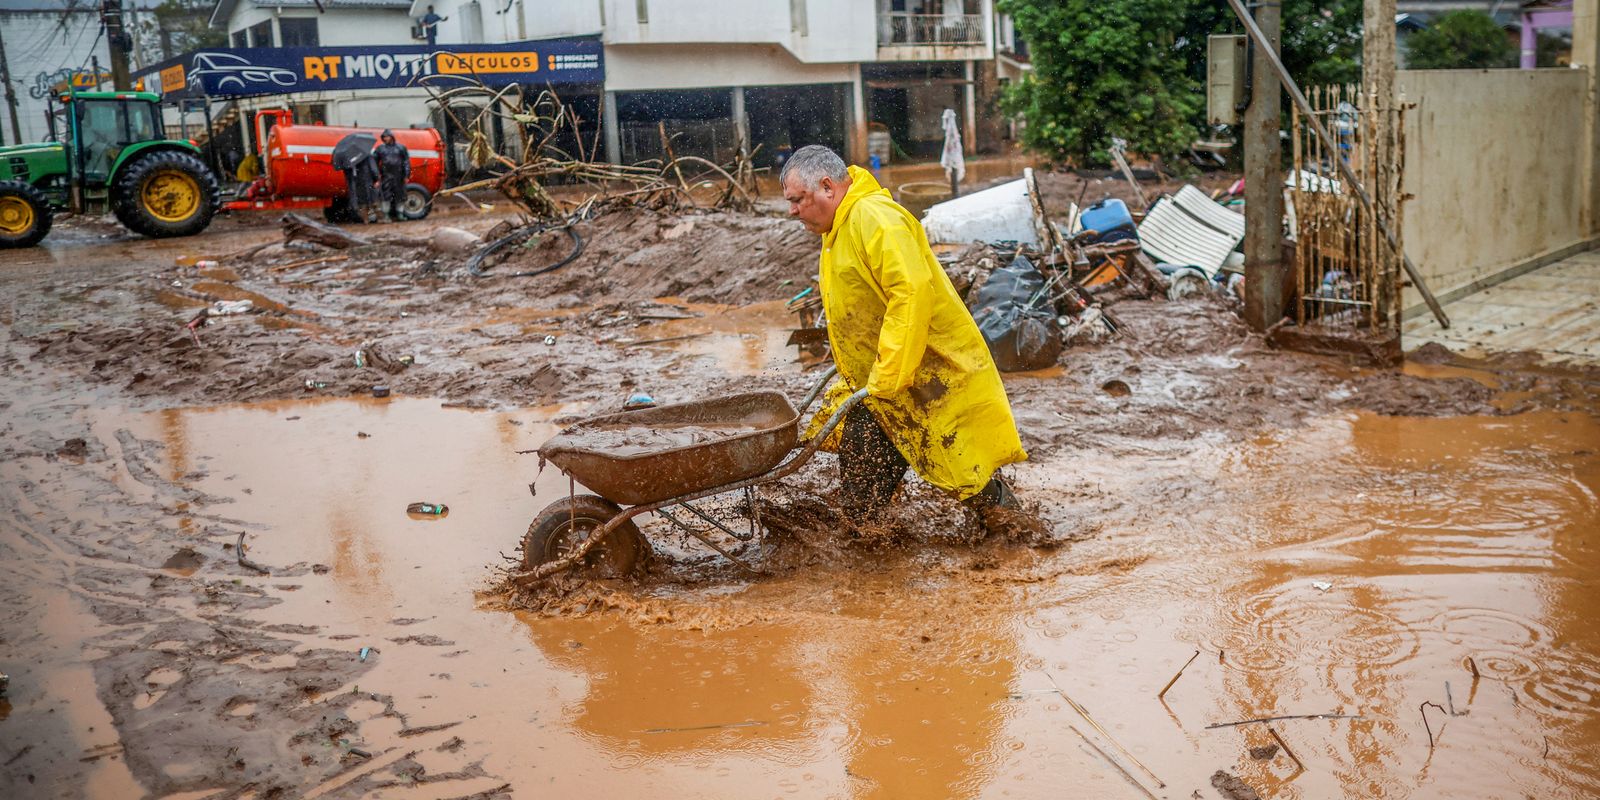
1288 85 1408 332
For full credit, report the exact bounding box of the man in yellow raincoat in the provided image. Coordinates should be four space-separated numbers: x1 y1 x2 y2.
781 145 1027 523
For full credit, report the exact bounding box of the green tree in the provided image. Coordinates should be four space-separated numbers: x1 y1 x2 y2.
999 0 1201 166
1403 10 1516 69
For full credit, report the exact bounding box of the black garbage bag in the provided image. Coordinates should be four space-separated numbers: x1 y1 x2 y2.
970 255 1063 372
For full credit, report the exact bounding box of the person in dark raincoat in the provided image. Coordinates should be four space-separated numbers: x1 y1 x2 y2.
332 142 379 224
373 129 412 222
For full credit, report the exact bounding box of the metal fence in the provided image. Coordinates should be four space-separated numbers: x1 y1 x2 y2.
1288 84 1407 332
877 13 985 46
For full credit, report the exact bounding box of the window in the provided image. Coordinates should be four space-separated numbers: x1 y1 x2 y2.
293 103 327 125
248 20 273 47
74 100 163 180
231 30 247 47
279 18 319 47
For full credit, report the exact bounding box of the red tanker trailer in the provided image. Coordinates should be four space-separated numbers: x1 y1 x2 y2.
226 109 444 222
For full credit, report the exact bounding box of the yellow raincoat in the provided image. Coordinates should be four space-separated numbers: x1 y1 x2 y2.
808 166 1027 499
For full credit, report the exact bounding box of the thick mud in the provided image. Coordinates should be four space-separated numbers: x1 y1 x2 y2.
2 201 1599 798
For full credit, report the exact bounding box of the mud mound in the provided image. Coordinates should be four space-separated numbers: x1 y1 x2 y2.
491 207 816 305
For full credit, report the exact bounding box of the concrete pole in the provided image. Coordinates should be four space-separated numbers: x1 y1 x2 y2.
603 90 621 164
1364 0 1398 327
1242 0 1285 332
731 85 749 161
0 24 22 145
1573 0 1600 236
962 60 976 155
848 64 868 164
102 0 133 91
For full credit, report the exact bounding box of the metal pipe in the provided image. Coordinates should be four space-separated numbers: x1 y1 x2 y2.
1223 0 1450 329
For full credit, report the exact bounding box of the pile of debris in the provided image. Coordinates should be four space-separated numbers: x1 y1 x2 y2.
840 167 1249 372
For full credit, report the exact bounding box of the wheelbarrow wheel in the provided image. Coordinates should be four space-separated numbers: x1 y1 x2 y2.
522 495 649 578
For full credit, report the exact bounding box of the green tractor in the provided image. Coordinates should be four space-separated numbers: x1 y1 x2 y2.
0 88 220 248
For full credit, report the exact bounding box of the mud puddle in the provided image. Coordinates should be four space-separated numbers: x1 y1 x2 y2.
5 385 1597 797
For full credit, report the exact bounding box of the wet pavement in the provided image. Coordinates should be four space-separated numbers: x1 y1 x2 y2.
1 208 1598 798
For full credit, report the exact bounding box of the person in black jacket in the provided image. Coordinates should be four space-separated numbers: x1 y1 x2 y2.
373 129 412 223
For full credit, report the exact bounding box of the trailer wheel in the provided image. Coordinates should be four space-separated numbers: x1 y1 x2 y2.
400 182 432 220
0 180 52 248
111 150 219 238
522 495 649 579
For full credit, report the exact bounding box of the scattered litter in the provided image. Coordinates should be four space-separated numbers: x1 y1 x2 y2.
922 173 1045 247
1165 267 1211 301
357 431 371 439
543 335 557 346
303 380 329 390
0 672 8 699
407 502 449 517
1248 744 1279 761
1211 769 1262 800
371 385 391 398
1139 185 1245 277
1312 580 1333 592
359 647 372 662
398 354 415 366
1101 379 1132 398
428 226 483 255
623 392 657 410
970 255 1062 372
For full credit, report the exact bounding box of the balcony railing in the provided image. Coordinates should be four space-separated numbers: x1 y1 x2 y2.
878 13 986 47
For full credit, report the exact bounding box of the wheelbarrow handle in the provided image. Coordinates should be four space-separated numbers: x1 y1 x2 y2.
807 386 870 445
797 365 840 413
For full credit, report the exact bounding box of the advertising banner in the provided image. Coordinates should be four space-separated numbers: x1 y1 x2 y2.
135 37 603 99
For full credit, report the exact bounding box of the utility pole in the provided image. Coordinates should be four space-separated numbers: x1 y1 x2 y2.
1242 0 1286 332
101 0 133 91
0 24 21 145
1364 0 1399 327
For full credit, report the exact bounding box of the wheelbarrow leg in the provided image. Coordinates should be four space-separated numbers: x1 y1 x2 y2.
656 507 764 577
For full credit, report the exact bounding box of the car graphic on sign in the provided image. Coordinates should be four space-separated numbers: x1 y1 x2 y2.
188 53 298 91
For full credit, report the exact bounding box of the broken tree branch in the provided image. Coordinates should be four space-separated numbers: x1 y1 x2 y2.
1205 713 1364 729
1419 701 1446 750
1157 650 1200 701
1266 725 1305 773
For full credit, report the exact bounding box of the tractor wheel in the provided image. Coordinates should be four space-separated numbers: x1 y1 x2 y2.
521 495 649 579
399 182 432 220
0 180 52 248
111 150 219 238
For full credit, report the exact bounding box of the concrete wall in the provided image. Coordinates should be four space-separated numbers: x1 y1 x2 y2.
1398 68 1593 311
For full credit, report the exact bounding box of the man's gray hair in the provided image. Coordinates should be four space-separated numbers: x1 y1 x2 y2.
780 145 849 190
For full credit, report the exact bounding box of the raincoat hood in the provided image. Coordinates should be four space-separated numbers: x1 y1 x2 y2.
808 164 1026 499
380 129 395 141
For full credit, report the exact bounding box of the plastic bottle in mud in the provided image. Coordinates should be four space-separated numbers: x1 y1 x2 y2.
407 502 448 516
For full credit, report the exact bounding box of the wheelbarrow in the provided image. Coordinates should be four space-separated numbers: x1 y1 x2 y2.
515 368 866 584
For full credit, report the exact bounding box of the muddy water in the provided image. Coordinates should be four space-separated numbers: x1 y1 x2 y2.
11 391 1585 797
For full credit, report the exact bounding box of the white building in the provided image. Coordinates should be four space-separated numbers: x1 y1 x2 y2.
409 0 1006 164
197 0 1012 174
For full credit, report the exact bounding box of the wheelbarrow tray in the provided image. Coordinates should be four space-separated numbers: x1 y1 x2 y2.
538 391 800 506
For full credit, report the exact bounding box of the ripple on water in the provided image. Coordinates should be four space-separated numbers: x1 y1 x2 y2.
1519 657 1600 721
1198 586 1421 674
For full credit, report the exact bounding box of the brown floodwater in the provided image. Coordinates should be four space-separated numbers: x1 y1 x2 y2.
19 386 1581 798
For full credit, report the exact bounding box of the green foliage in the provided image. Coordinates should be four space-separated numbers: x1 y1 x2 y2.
1179 0 1362 94
998 0 1201 166
1403 10 1517 69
